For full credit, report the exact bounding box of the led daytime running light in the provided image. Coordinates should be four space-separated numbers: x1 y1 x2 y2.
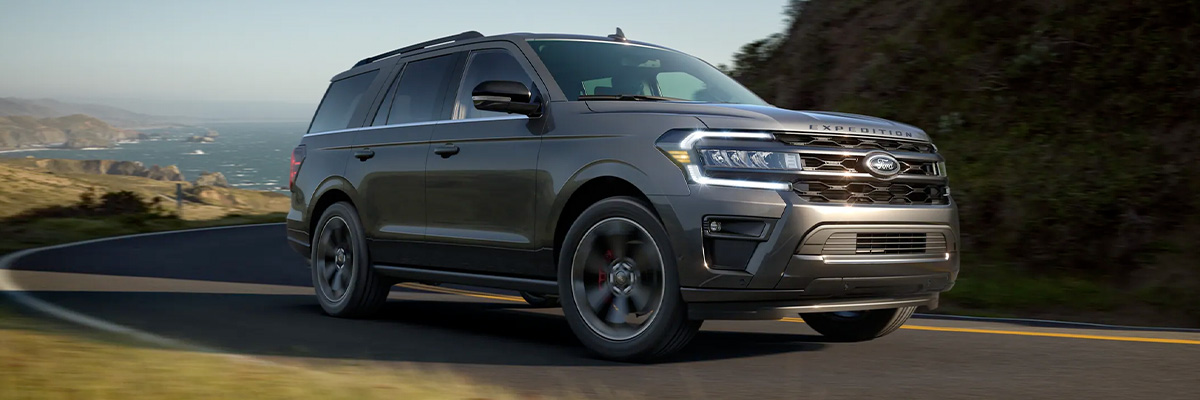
679 130 774 150
686 165 791 190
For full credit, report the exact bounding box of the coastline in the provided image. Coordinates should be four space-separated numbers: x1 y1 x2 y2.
0 148 51 154
0 140 142 154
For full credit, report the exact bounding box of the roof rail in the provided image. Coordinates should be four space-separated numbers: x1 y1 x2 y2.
352 31 484 68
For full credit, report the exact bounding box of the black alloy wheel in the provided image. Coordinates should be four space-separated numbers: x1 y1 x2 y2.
311 202 391 318
558 197 701 361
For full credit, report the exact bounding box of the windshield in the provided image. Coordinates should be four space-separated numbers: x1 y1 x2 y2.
528 39 768 105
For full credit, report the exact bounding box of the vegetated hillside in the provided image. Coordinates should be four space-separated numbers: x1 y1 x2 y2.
0 158 287 220
0 97 179 128
0 114 141 150
728 1 1199 320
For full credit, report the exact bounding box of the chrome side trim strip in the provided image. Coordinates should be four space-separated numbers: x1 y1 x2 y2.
303 115 528 137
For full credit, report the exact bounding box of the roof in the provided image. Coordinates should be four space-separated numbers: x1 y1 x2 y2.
333 30 676 80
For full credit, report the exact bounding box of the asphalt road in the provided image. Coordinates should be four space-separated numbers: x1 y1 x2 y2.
5 224 1200 399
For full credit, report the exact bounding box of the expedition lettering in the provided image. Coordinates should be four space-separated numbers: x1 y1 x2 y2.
808 124 916 137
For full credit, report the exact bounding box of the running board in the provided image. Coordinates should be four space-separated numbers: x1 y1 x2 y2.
372 264 558 294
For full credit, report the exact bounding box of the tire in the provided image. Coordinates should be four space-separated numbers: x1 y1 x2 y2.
519 291 560 308
310 201 391 318
800 307 916 342
558 196 702 362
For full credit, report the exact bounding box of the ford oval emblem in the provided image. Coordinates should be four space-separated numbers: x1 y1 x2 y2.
864 153 901 177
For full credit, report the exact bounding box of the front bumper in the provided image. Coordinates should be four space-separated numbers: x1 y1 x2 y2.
687 293 939 320
652 184 959 319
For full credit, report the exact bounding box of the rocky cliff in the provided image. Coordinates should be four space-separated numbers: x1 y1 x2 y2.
185 135 215 143
0 114 140 150
27 158 185 182
193 171 229 187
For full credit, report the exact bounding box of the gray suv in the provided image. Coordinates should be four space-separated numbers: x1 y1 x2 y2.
287 30 959 361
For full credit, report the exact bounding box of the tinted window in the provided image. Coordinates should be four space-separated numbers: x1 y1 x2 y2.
452 50 535 120
371 69 401 126
308 70 378 133
386 55 457 124
528 40 767 105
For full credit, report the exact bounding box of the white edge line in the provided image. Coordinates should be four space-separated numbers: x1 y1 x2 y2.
0 223 288 363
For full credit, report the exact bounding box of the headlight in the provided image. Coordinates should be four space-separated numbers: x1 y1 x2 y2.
657 130 797 190
700 149 803 170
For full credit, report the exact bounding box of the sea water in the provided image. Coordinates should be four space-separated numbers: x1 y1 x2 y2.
0 121 307 192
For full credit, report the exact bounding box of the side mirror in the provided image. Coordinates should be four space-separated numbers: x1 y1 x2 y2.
471 80 541 116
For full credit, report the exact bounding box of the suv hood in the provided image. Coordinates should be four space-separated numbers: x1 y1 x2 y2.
583 102 930 142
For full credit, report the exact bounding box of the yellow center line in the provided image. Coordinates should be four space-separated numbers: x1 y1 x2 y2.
781 317 1200 345
897 325 1200 345
400 285 1200 346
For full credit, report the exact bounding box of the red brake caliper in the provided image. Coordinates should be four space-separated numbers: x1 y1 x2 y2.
599 249 614 284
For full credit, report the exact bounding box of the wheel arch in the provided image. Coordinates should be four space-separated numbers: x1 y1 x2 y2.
548 158 680 261
552 176 653 259
307 177 360 238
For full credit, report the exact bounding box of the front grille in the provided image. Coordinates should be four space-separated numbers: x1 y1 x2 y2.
770 131 949 205
778 134 936 153
794 180 948 205
799 153 940 176
823 232 948 255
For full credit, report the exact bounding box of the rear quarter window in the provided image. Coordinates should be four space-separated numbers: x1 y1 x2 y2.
308 70 379 133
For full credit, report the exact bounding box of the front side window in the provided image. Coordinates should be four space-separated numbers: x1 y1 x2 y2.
528 40 768 105
385 55 458 125
656 72 707 100
452 49 536 120
308 70 379 133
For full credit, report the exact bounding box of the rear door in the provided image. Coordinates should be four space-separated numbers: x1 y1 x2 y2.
344 53 464 266
422 45 548 276
297 68 384 242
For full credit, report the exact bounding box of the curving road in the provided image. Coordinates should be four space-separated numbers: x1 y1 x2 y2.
4 224 1200 399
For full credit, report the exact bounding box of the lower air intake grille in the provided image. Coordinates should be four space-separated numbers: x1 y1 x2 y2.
823 233 947 255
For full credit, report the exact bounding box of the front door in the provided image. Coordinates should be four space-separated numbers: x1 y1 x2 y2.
423 47 546 276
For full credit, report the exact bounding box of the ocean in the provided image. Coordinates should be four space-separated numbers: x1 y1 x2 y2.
0 121 308 192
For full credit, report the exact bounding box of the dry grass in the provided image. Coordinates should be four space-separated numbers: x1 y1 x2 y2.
0 159 286 220
0 311 526 400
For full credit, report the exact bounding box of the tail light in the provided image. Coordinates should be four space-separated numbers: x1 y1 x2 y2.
289 145 306 189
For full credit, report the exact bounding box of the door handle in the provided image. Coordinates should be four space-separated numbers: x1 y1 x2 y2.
353 149 375 161
433 144 460 158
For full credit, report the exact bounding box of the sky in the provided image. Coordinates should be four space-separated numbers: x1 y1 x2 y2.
0 0 788 116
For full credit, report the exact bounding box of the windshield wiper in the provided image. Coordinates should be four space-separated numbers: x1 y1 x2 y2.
578 94 687 102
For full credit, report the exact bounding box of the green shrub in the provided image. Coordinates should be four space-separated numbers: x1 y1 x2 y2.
12 189 165 220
